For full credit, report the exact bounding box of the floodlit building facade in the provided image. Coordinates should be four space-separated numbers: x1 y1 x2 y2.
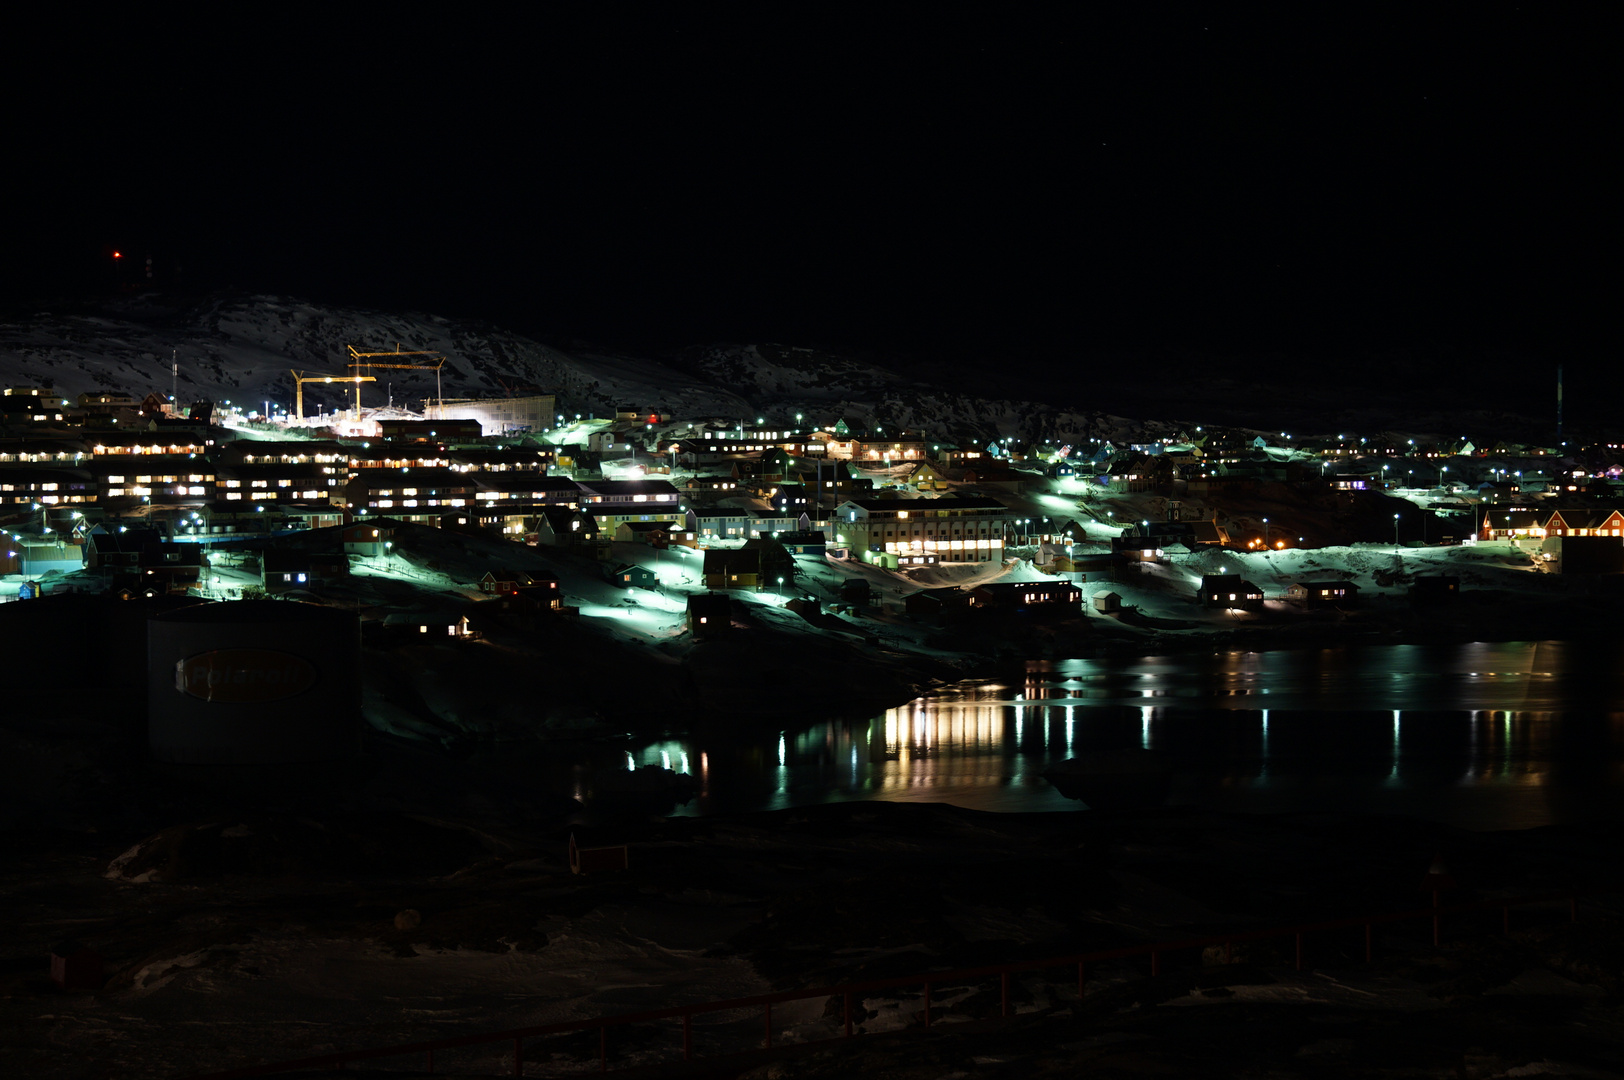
426 393 557 437
832 495 1013 565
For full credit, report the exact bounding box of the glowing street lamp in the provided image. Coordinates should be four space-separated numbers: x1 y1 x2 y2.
776 575 784 598
1394 512 1401 553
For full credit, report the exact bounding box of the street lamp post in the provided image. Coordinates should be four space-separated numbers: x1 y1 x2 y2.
1394 512 1401 554
777 575 784 599
1263 517 1270 549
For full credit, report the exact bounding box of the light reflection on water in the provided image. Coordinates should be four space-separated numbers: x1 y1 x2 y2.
626 642 1624 830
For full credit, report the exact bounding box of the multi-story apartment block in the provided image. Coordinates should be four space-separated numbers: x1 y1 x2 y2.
852 429 927 463
345 467 478 525
576 478 684 533
832 495 1014 566
461 475 584 537
87 454 215 517
212 441 347 523
447 446 558 473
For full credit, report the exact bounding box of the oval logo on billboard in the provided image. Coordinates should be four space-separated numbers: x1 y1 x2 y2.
175 650 317 702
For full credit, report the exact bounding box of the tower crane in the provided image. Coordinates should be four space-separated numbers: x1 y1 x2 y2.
346 344 448 407
289 371 376 421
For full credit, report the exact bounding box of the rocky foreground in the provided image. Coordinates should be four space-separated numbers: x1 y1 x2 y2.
4 722 1624 1079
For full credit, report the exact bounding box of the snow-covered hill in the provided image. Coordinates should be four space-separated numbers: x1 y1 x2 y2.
0 292 1177 444
0 292 749 420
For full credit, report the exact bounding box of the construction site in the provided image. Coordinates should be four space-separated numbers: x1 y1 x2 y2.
285 345 555 438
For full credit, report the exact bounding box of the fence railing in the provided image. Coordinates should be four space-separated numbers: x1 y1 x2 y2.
181 889 1591 1079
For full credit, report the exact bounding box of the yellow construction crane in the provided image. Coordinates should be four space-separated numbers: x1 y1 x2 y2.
347 344 447 407
289 370 376 421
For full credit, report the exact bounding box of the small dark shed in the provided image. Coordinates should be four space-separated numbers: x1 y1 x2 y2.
1199 574 1264 610
839 579 873 607
686 592 732 638
50 941 103 990
1286 580 1361 607
1409 575 1461 605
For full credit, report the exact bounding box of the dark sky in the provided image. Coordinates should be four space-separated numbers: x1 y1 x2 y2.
5 7 1610 392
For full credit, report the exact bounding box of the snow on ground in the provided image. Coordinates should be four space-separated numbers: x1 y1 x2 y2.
10 794 1622 1079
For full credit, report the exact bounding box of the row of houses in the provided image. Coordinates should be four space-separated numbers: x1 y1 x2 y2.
1479 507 1624 541
1195 573 1460 609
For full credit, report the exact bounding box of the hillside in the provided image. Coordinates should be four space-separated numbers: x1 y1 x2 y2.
0 291 1211 444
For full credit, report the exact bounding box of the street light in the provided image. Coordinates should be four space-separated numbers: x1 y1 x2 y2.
776 575 784 599
1262 517 1269 549
1394 512 1401 553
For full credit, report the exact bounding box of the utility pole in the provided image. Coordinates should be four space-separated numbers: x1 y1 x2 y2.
1556 363 1564 445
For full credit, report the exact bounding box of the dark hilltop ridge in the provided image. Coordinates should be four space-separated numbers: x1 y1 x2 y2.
0 289 1576 445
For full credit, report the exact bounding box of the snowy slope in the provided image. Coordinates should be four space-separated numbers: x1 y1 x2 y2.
0 292 750 420
0 292 1174 444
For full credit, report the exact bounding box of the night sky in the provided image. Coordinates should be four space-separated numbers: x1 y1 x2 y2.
5 7 1610 408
